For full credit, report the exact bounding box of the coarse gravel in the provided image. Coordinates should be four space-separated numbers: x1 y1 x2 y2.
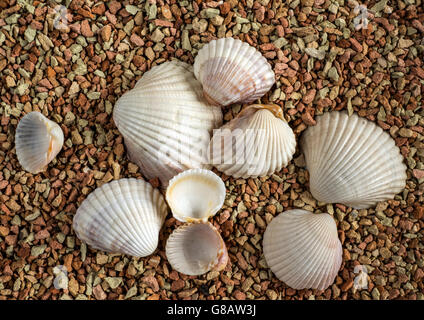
0 0 423 300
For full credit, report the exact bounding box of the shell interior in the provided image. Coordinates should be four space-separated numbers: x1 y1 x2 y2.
165 222 228 276
15 112 64 173
166 169 226 222
73 178 168 257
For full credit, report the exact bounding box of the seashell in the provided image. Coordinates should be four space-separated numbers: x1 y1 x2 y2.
166 222 228 276
113 60 223 187
263 209 342 291
301 111 407 209
209 104 296 178
73 178 168 257
166 168 226 223
193 37 275 107
15 111 64 173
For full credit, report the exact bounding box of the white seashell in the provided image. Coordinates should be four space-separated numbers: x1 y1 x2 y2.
166 222 228 276
209 104 296 178
73 178 168 257
166 168 226 223
15 111 64 173
194 37 275 106
263 209 342 291
113 60 223 187
301 111 407 209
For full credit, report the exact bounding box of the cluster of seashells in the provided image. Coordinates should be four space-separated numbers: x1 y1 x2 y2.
14 37 407 291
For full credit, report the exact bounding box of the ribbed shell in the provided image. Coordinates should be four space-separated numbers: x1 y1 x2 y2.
263 210 342 291
73 178 168 257
165 222 228 276
193 37 275 106
113 60 223 187
301 111 407 209
166 169 226 223
209 104 296 178
15 111 64 173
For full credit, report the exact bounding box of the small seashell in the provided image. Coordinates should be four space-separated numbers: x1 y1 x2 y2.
73 178 167 257
263 209 342 291
15 111 64 173
113 60 223 187
166 168 226 223
209 104 296 178
301 111 407 209
166 222 228 276
194 37 275 106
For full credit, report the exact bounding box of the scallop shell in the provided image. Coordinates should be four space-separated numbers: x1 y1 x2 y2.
301 111 407 209
193 37 275 106
165 222 228 276
166 169 226 223
73 178 168 257
209 104 296 178
15 111 64 173
263 209 342 291
113 60 223 187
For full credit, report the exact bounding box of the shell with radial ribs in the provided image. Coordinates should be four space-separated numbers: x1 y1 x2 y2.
166 168 226 223
193 37 275 106
113 60 223 187
263 209 343 290
73 178 168 257
165 222 228 276
15 111 64 174
301 111 407 209
208 104 296 178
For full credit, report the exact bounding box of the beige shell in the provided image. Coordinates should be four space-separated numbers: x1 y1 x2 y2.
15 111 64 173
113 60 223 187
263 209 343 290
301 111 407 209
165 222 228 276
166 169 226 223
194 37 275 106
73 178 168 257
209 104 296 178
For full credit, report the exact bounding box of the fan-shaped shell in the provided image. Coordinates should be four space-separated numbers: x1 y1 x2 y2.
165 222 228 276
73 178 168 257
209 104 296 178
166 169 226 223
301 111 407 209
263 209 342 290
113 60 223 187
194 37 275 106
15 111 64 173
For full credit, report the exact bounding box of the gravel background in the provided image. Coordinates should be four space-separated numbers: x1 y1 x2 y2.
0 0 423 300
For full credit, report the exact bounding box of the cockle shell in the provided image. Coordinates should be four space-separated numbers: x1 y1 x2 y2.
209 104 296 178
193 37 275 106
73 178 168 257
113 60 223 187
166 169 226 223
263 210 342 291
301 111 407 209
165 222 228 276
15 111 64 173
